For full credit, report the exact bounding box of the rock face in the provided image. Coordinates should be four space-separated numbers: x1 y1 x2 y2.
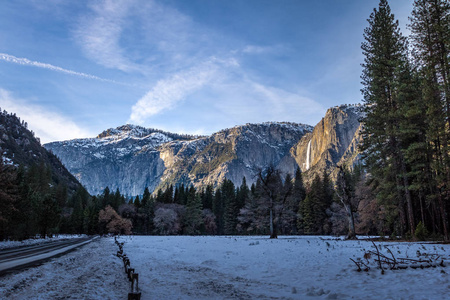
44 105 363 196
290 104 363 182
157 122 312 191
44 125 196 196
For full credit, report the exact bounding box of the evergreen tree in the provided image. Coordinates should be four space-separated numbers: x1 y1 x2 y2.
279 173 295 234
0 159 18 240
70 193 84 233
202 184 214 210
293 168 306 233
163 185 174 203
301 175 329 234
237 177 250 212
213 188 224 234
184 187 203 234
222 179 238 235
409 0 450 239
360 0 415 236
155 188 164 204
134 195 141 208
101 187 111 208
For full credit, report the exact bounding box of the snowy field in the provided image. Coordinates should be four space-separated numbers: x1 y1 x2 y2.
119 236 450 300
0 236 449 299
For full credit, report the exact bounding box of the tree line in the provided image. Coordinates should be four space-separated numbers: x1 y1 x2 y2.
0 158 363 240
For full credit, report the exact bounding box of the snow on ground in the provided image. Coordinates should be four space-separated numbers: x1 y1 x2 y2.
0 236 449 299
0 234 87 250
118 236 450 300
0 237 128 299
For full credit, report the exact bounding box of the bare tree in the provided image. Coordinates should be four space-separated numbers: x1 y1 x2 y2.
98 205 132 235
256 165 292 239
153 207 180 235
335 166 357 239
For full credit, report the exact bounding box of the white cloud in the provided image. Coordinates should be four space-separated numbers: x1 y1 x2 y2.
242 44 289 55
0 89 93 144
74 0 227 74
74 0 138 72
0 53 121 84
129 60 221 124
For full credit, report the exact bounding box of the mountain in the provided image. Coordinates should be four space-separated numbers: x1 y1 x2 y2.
157 122 313 191
44 125 199 196
44 105 363 196
291 104 363 182
0 110 81 192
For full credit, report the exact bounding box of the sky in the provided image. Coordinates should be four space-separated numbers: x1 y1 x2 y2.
0 0 413 144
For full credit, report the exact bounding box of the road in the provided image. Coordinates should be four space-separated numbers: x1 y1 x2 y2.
0 236 97 275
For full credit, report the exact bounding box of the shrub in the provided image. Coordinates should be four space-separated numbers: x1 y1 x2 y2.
415 221 429 241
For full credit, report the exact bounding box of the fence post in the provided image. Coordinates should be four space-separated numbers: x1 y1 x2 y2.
115 238 141 299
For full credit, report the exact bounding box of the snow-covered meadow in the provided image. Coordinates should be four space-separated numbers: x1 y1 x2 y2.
0 236 449 299
119 236 450 299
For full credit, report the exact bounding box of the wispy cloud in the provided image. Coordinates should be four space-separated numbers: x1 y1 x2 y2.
74 0 138 72
242 45 288 55
129 59 223 124
0 53 122 84
74 0 228 74
0 89 93 144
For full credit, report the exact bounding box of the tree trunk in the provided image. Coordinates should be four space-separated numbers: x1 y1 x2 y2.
345 203 357 240
401 162 415 236
437 192 449 241
269 208 277 239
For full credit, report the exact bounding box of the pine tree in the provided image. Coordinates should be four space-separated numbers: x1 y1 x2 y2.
222 179 238 235
101 187 111 208
301 175 329 234
134 195 141 208
293 168 306 233
213 188 224 234
202 184 214 210
184 186 203 234
360 0 415 236
237 177 250 211
0 159 18 240
409 0 450 239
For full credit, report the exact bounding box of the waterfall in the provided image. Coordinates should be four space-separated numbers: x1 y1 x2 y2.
306 140 311 170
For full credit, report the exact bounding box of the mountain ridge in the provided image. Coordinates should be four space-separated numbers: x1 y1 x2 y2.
44 105 362 196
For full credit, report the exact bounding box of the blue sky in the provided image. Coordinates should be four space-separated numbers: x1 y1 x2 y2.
0 0 413 144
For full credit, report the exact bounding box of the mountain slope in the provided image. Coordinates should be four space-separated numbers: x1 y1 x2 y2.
0 110 81 192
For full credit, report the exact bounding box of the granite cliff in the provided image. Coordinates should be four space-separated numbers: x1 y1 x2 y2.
291 104 363 182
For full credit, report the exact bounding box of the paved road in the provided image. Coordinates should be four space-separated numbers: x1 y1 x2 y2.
0 237 98 275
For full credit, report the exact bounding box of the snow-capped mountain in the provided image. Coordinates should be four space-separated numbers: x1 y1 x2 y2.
44 125 198 196
44 105 363 196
